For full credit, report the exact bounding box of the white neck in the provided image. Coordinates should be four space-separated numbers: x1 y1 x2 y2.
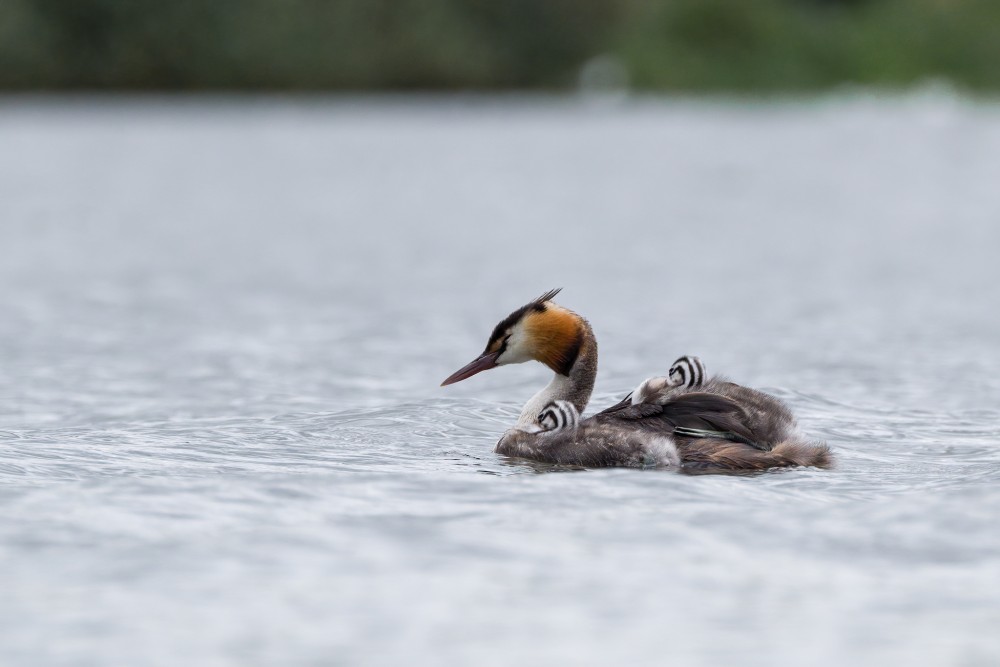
512 314 598 428
516 373 575 426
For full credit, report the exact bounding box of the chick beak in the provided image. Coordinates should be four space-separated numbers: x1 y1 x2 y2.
441 351 500 386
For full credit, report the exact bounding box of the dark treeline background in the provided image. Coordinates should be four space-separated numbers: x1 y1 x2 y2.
2 0 999 92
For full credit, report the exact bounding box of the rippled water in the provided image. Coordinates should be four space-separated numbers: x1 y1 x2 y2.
2 95 999 666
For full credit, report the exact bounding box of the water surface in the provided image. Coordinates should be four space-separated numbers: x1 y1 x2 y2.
1 95 999 666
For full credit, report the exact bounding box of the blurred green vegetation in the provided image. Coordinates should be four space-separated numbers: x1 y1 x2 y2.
1 0 999 91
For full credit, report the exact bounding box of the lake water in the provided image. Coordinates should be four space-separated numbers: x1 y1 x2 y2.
1 94 999 666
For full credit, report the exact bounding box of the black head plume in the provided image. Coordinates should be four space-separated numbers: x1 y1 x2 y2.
533 287 562 304
485 288 563 352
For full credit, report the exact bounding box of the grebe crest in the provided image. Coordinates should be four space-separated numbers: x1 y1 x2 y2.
537 400 579 433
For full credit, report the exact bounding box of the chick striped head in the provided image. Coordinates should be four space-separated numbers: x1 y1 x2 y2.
537 400 580 433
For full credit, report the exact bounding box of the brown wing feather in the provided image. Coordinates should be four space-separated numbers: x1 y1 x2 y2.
660 393 759 444
596 392 760 445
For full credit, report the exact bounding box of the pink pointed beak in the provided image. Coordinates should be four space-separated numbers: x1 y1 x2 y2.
441 351 501 386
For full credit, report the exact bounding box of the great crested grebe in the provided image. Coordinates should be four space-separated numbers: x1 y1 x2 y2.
441 289 831 472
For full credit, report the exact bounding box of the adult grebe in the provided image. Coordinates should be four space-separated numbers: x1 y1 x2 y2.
441 289 831 472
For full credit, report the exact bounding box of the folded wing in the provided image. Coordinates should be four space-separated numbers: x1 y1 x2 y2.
596 390 766 450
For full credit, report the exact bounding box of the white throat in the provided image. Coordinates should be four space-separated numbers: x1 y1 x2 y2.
516 373 574 426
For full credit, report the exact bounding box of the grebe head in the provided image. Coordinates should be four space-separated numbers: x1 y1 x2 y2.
441 288 587 386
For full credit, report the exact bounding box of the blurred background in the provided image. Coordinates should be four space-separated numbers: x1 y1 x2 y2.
3 0 1000 93
3 3 1000 667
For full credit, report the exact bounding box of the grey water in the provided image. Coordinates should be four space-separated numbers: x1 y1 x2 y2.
1 94 999 666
